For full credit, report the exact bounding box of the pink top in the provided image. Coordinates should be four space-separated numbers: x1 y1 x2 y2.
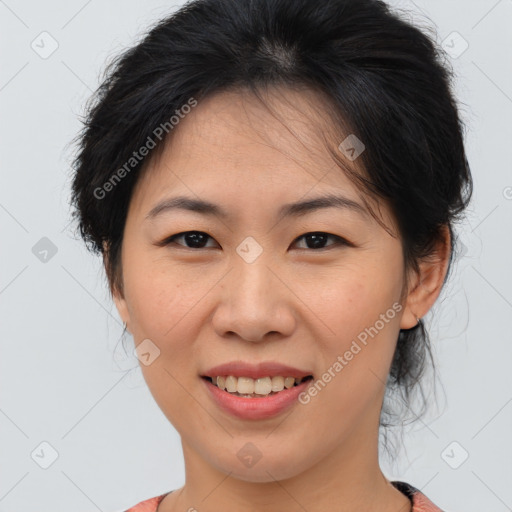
124 481 444 511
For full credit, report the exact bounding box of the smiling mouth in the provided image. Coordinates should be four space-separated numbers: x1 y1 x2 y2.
201 375 314 398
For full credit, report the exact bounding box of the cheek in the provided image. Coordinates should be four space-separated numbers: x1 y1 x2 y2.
123 253 204 339
306 259 404 405
308 262 403 343
122 254 209 393
122 258 205 427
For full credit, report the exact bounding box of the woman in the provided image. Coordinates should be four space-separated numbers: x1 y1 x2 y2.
70 0 472 510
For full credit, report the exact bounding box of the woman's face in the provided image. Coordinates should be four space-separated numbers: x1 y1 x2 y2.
113 87 419 483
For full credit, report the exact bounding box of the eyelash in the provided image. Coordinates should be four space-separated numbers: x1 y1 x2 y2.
159 231 353 251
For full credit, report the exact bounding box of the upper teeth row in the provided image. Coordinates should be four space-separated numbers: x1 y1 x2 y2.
213 376 305 394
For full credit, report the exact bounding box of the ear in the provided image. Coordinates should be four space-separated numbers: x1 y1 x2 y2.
102 241 131 330
400 225 451 330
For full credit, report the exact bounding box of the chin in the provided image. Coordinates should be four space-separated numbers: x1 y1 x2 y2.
210 448 310 483
225 464 305 484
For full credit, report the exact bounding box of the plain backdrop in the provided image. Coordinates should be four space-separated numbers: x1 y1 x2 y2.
0 0 511 511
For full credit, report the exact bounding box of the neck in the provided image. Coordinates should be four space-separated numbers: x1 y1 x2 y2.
161 419 411 512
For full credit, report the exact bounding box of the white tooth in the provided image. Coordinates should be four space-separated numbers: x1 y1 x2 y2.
225 375 238 393
284 377 295 389
294 377 302 385
219 375 299 395
237 377 255 394
254 377 272 395
271 376 285 392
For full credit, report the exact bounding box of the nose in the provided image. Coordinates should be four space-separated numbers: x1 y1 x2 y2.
211 256 297 343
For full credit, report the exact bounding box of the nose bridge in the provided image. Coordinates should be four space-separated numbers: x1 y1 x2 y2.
212 238 296 341
232 236 279 312
234 249 274 306
233 233 274 289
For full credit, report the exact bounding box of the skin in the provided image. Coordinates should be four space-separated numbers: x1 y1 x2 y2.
108 86 450 512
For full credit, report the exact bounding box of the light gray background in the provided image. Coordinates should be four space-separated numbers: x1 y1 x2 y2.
1 1 511 511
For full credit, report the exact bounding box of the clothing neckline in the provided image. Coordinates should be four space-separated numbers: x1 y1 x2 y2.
154 480 428 512
390 480 415 509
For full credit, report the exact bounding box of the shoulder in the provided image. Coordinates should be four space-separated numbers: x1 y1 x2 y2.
391 480 444 512
124 491 173 512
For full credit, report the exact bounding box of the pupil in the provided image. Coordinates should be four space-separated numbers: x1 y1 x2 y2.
307 233 327 249
186 231 207 248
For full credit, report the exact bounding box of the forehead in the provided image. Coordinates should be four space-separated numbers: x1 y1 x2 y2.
134 86 367 202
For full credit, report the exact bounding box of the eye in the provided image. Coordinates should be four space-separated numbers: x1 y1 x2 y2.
292 232 351 250
159 231 351 250
161 231 219 249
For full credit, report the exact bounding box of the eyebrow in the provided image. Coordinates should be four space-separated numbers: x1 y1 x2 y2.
145 193 368 221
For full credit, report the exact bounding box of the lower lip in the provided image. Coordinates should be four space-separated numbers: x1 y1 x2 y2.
201 377 313 420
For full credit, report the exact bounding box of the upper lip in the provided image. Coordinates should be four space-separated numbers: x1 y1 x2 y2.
201 361 313 380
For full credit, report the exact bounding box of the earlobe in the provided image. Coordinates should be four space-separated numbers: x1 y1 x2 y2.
102 241 131 329
113 292 131 331
399 225 451 330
